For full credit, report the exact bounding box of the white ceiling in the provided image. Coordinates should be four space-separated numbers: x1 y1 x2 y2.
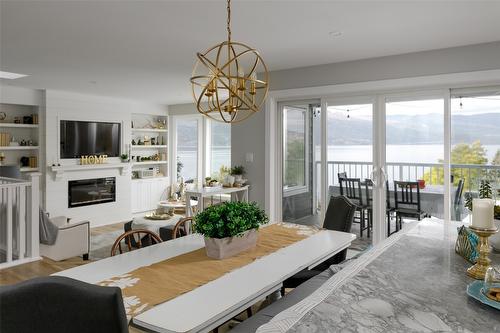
1 0 500 105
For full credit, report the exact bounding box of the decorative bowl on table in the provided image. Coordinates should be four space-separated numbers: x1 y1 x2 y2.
144 212 171 220
484 266 500 302
467 280 500 310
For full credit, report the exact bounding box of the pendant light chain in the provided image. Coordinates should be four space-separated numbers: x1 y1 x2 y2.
227 0 232 42
190 0 269 123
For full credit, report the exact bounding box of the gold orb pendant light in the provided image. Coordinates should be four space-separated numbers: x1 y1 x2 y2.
190 0 269 123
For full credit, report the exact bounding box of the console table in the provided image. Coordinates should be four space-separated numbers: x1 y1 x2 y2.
185 185 249 216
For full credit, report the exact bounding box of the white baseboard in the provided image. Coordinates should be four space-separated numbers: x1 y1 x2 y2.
0 256 42 270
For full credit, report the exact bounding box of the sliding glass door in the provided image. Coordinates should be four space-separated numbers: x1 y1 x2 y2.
384 96 445 234
276 86 499 245
280 100 321 226
326 99 375 248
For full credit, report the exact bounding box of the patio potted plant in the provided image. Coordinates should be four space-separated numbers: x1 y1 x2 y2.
194 201 269 259
465 180 500 251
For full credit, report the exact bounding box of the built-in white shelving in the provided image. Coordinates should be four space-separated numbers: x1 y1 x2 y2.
131 176 168 182
0 123 39 129
0 103 41 172
131 145 167 149
0 146 39 151
20 167 39 172
132 161 167 166
131 128 167 133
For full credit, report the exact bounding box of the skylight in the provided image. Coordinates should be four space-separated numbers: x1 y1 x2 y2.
0 71 28 79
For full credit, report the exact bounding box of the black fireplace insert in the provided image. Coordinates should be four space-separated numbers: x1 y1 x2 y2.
68 177 116 208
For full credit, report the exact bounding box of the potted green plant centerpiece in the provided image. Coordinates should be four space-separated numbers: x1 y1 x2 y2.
194 201 268 259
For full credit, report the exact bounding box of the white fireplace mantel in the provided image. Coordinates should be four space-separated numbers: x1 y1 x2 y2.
49 163 131 181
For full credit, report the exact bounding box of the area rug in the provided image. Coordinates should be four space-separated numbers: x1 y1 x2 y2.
89 229 123 260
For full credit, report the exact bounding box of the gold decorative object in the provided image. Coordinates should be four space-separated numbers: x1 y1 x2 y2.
80 155 108 165
467 226 499 280
190 0 269 123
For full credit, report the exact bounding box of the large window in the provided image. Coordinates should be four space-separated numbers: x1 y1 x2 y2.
173 116 231 184
451 93 500 220
176 118 199 182
208 121 231 178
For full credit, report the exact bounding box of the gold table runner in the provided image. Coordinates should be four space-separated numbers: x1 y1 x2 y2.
100 223 318 317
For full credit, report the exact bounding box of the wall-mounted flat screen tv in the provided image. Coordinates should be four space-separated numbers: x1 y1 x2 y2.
60 120 121 158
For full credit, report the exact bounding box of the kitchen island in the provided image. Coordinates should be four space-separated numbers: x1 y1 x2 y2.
258 218 500 333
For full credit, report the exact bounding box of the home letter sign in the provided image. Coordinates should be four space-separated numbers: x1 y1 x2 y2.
80 155 108 165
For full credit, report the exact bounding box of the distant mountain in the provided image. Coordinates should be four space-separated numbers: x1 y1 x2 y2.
325 113 500 145
177 120 231 148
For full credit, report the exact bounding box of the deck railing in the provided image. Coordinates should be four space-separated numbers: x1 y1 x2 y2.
0 173 40 269
317 161 500 192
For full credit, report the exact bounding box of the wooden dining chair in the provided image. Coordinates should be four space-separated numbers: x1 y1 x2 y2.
172 217 195 239
110 229 162 256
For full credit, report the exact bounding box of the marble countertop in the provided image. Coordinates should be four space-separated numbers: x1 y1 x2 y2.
258 219 500 333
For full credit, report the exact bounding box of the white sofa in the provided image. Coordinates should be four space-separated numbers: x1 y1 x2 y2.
40 216 90 261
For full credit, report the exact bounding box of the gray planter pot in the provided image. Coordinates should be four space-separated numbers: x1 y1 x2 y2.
204 228 258 259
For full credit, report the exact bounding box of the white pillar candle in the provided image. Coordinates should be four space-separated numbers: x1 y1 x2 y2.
472 198 495 229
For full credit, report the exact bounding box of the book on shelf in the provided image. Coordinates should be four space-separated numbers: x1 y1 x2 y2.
29 156 38 168
0 132 11 146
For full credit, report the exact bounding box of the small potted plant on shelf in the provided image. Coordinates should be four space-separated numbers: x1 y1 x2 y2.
231 165 245 182
194 201 268 259
120 154 129 163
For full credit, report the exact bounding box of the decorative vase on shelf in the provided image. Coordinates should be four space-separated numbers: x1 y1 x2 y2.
224 175 235 187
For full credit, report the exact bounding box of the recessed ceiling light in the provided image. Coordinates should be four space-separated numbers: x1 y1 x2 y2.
0 71 29 79
329 31 342 38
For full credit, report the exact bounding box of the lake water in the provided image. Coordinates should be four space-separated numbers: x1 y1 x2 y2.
178 144 500 181
325 144 500 164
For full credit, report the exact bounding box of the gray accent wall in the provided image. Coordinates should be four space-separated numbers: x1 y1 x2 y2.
268 41 500 91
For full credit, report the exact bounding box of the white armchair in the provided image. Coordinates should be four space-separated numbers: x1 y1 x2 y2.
40 216 90 261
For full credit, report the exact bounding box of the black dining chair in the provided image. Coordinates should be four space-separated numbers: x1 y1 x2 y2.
281 195 357 295
0 276 128 333
393 181 426 230
363 180 396 238
337 172 347 184
385 180 397 236
339 177 368 237
453 179 465 220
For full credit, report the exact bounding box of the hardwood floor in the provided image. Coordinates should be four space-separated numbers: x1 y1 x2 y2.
0 220 247 332
0 221 124 286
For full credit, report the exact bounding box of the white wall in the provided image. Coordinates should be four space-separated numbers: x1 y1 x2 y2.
44 90 167 227
0 84 43 106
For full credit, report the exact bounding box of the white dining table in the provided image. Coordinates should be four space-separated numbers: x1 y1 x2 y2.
53 223 355 333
